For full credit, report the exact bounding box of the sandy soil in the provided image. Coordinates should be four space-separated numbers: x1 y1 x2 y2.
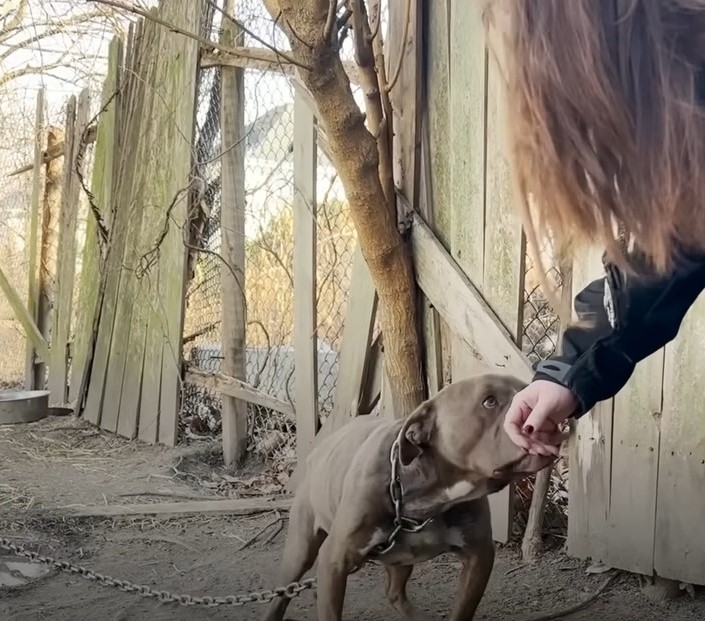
1 416 705 621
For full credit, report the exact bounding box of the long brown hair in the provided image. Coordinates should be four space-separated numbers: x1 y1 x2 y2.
489 0 705 283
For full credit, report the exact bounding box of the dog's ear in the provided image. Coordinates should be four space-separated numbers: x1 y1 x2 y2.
399 402 436 466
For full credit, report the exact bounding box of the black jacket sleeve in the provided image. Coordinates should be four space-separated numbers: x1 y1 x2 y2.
533 249 705 417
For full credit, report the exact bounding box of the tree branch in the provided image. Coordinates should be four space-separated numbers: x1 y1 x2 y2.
0 11 109 63
89 0 311 71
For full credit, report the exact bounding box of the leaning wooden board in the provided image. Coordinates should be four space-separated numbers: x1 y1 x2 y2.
52 496 293 518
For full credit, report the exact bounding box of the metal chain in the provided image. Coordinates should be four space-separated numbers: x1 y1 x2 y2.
0 430 430 603
0 537 315 607
373 430 433 555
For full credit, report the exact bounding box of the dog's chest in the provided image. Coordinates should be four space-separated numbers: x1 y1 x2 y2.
368 521 466 566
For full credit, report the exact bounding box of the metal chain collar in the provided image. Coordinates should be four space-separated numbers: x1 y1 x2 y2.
373 428 433 556
0 537 315 608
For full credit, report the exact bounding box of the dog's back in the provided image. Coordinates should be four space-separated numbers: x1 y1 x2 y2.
302 415 400 533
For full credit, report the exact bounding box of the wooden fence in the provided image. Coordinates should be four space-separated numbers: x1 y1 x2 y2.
420 0 705 585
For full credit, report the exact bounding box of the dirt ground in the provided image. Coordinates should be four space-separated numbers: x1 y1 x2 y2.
2 416 705 620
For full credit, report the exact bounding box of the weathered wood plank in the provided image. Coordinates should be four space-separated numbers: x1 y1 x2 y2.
48 91 90 405
0 265 49 363
84 24 145 427
567 248 614 562
101 18 159 436
134 18 164 444
481 31 525 543
424 0 452 396
24 88 45 390
603 351 663 575
449 0 486 283
388 0 421 209
185 367 294 420
53 495 293 518
220 0 248 465
154 0 202 447
292 90 319 460
410 213 532 382
425 0 451 247
328 247 378 427
654 293 705 585
70 36 122 405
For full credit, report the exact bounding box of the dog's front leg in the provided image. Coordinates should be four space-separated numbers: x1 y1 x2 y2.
448 542 495 621
315 535 362 621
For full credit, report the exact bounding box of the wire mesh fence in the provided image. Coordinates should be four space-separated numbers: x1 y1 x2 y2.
181 1 358 473
515 239 570 541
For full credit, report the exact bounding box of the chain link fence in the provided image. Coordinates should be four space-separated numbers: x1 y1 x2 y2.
514 240 570 541
182 1 358 474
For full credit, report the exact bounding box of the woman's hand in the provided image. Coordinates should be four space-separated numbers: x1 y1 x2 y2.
503 380 578 456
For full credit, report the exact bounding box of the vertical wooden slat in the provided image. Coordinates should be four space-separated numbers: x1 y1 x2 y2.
654 294 705 584
567 248 614 561
48 90 90 404
70 36 122 406
25 87 45 390
220 0 248 466
603 351 663 574
480 13 526 544
155 0 202 446
425 0 451 396
327 247 378 427
448 0 515 543
293 89 319 460
85 28 141 427
134 18 165 443
101 18 158 436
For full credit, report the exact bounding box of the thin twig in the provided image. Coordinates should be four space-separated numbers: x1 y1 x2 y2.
323 0 338 43
384 0 412 93
237 511 282 551
90 0 311 71
117 491 212 501
76 87 122 250
517 573 619 621
505 563 527 576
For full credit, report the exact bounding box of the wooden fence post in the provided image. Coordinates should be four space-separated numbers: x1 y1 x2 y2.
36 126 64 393
293 88 318 461
48 90 90 405
25 88 45 390
220 0 248 466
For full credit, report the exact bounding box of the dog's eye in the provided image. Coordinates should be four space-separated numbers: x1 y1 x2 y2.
483 396 498 409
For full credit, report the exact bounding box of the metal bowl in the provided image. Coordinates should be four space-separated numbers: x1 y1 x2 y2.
0 390 49 425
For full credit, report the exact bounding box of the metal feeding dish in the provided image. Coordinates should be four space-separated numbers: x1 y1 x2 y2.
0 390 49 425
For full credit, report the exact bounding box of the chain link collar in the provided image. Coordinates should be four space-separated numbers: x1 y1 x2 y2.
372 426 434 556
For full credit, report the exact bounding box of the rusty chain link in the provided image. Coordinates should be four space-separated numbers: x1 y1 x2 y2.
0 537 316 607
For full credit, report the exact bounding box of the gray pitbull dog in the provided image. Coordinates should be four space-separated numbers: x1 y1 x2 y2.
263 373 556 621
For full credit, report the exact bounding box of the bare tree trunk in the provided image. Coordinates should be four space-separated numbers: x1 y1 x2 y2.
37 126 64 389
264 0 425 417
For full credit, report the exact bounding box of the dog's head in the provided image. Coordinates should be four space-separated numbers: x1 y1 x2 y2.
398 373 557 499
